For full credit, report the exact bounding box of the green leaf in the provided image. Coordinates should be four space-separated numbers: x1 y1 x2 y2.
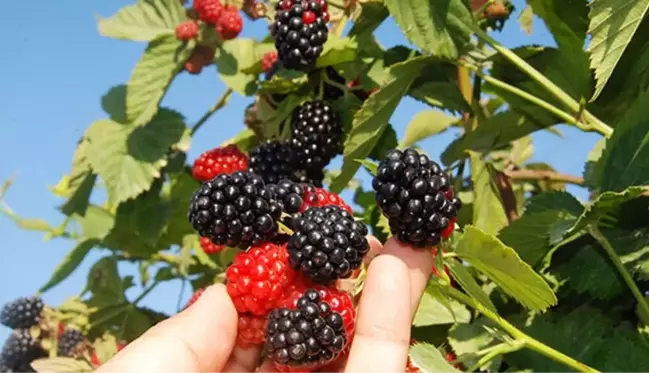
98 0 187 41
455 226 557 311
0 203 53 232
413 289 470 326
85 109 187 205
215 38 260 96
126 35 192 126
587 0 649 100
523 191 584 216
566 187 646 235
357 159 379 176
40 240 97 293
384 0 474 59
469 153 508 235
316 36 358 67
445 259 498 313
329 57 428 193
400 111 457 148
527 0 588 53
348 2 389 37
86 257 126 308
32 357 93 373
369 124 398 161
73 205 115 240
409 342 461 373
594 89 649 192
222 128 259 153
518 5 534 35
101 85 128 122
92 333 118 366
159 171 200 248
448 319 501 372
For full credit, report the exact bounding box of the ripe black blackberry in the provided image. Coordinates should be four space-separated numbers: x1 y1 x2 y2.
187 171 283 249
372 148 462 248
287 205 369 284
265 289 347 369
0 330 46 371
57 329 86 357
0 297 43 329
271 0 329 70
289 100 343 171
248 141 299 185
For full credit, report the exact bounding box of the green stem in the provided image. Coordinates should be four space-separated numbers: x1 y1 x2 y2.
446 287 599 373
467 341 524 373
133 281 159 305
190 88 233 136
471 26 613 137
589 225 649 325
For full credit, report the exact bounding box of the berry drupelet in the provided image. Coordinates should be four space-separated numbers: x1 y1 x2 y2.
372 148 462 248
57 329 87 357
248 141 299 185
287 205 369 284
0 297 44 330
194 0 224 24
265 289 350 370
271 0 329 70
188 171 283 249
289 100 343 171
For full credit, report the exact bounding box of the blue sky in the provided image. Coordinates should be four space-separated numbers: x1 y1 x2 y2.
0 0 601 342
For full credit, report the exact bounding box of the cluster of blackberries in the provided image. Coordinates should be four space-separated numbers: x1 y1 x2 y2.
271 0 330 71
0 297 46 373
248 99 342 187
372 148 462 247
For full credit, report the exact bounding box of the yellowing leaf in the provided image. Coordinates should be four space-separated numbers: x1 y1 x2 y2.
469 152 508 235
32 357 93 373
98 0 187 42
587 0 649 100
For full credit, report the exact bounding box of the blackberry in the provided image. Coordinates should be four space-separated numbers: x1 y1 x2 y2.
287 205 369 284
187 171 283 249
271 0 329 70
267 179 308 228
0 330 45 370
265 289 348 370
289 100 343 171
57 329 86 357
249 141 299 185
372 148 462 248
0 296 43 329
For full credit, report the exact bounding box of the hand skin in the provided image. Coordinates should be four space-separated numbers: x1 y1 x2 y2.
96 237 433 373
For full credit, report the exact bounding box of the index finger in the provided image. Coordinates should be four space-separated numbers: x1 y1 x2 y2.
344 238 433 372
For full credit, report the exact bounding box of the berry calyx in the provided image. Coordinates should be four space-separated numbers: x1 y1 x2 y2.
265 288 353 370
200 236 225 254
372 148 462 248
237 313 267 346
194 0 224 24
175 21 199 40
216 6 243 40
287 205 369 285
226 243 298 315
192 144 249 182
1 296 44 329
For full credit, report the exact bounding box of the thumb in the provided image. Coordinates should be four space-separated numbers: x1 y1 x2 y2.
97 284 238 373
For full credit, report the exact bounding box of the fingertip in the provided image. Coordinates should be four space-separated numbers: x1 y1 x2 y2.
364 235 384 263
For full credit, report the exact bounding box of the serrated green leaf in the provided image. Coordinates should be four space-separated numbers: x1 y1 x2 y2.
566 187 646 235
413 289 470 326
159 171 200 248
400 111 457 148
222 128 258 153
215 38 260 96
594 329 649 371
40 240 97 293
348 2 389 37
587 0 649 100
73 205 115 240
85 109 187 205
527 0 588 53
316 36 358 67
469 153 508 235
86 257 126 308
101 85 128 122
523 191 584 216
445 259 497 313
357 159 378 176
448 319 501 372
126 35 192 126
369 124 398 161
98 0 187 42
455 226 557 311
594 89 649 192
329 57 428 193
384 0 474 59
409 343 461 373
32 357 93 373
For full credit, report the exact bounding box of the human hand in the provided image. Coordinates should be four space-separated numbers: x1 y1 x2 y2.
96 236 433 372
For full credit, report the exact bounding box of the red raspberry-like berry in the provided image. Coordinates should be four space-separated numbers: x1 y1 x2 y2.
192 144 249 182
216 6 243 40
440 217 456 239
175 21 199 40
185 288 206 309
226 243 298 316
261 51 278 73
194 0 224 24
200 236 224 254
301 186 352 214
236 313 266 346
302 10 316 24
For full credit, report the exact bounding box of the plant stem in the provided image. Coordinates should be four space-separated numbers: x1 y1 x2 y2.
446 287 599 373
133 281 159 305
505 168 584 186
190 88 233 136
471 27 613 137
589 226 649 325
467 341 524 373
